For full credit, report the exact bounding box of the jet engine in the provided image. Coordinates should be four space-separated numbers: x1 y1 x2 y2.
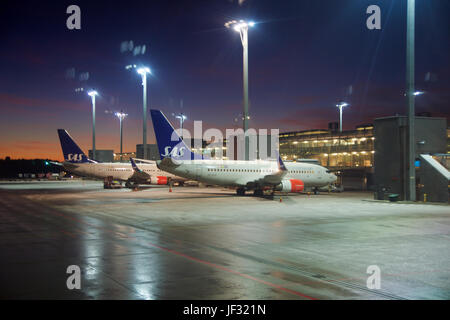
148 176 169 185
275 179 304 193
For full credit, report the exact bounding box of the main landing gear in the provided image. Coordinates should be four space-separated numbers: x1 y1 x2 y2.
236 188 275 197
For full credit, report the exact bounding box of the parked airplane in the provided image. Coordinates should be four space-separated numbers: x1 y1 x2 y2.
150 110 337 195
57 129 184 188
128 157 172 186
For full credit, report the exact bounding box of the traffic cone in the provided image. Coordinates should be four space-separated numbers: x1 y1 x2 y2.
169 184 172 192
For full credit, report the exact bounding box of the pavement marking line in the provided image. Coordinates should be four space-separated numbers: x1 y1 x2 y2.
146 242 318 300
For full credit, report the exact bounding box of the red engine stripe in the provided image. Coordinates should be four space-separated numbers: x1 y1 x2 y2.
157 176 168 185
290 179 304 192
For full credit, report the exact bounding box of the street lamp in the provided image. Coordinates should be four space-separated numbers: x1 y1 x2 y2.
336 101 349 133
225 19 255 160
404 91 424 96
406 0 416 201
137 67 151 159
174 113 187 140
115 111 128 162
87 90 98 160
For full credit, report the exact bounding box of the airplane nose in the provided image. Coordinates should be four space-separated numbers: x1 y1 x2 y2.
331 174 337 182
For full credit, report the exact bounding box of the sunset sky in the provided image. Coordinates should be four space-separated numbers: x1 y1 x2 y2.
1 0 449 161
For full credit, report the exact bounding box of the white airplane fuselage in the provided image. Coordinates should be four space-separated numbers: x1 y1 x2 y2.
158 159 336 190
63 161 178 182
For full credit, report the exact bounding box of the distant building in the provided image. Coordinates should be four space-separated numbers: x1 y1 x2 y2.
136 144 160 160
279 124 375 169
278 124 374 190
88 150 114 163
113 152 136 162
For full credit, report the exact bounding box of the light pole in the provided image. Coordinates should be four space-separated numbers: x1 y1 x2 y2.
137 67 151 160
406 0 416 201
115 111 128 162
336 102 349 133
225 20 255 160
87 90 98 160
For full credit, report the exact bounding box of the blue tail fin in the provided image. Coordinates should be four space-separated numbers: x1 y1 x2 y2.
150 110 199 160
57 129 90 163
130 158 142 173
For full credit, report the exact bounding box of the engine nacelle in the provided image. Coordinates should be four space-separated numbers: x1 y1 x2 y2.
148 176 169 185
275 179 304 193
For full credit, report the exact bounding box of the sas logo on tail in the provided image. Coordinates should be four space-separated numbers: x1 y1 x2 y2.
161 146 185 158
67 154 84 161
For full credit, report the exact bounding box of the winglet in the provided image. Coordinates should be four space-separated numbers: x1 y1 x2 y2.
130 158 142 173
276 151 287 172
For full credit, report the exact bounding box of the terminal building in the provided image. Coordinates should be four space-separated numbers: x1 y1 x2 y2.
280 123 375 168
113 152 136 162
279 117 449 200
279 123 375 190
88 150 114 163
136 144 160 160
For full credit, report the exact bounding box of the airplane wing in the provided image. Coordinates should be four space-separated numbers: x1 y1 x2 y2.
133 158 156 164
237 153 288 187
262 152 288 185
157 157 181 170
129 158 151 181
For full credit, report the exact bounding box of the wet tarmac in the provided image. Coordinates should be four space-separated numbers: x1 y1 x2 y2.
0 180 449 299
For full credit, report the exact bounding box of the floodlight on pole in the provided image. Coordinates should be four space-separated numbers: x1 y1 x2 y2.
115 111 128 162
404 91 424 96
336 102 349 133
87 90 98 160
406 0 416 201
225 19 255 160
136 67 151 159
